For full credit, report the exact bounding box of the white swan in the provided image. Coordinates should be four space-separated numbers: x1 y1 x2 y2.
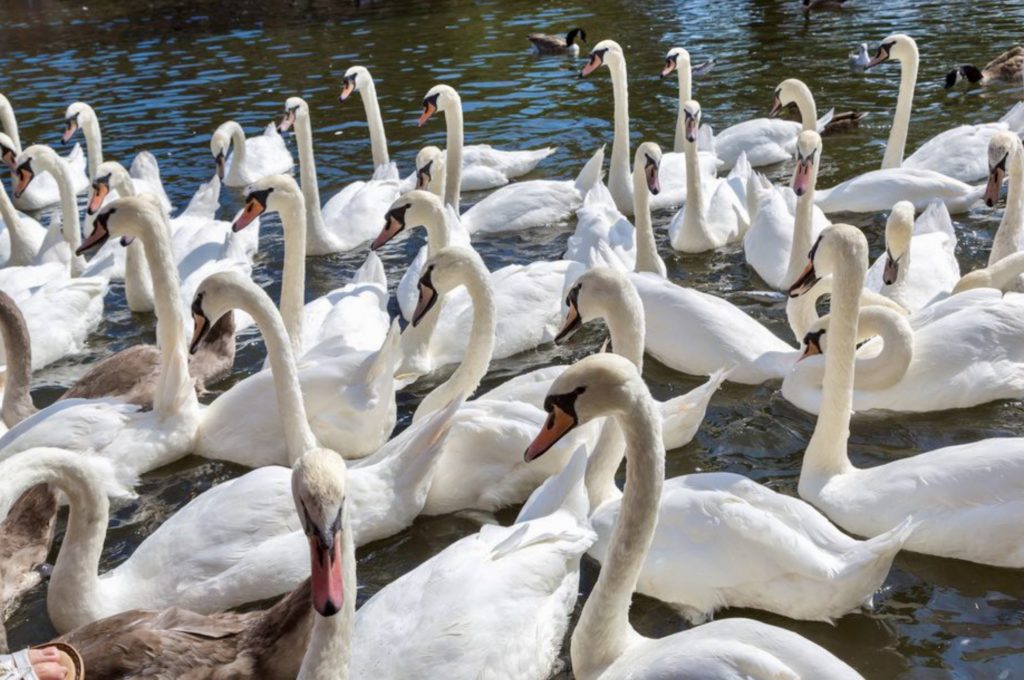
986 131 1024 265
278 96 401 255
416 86 554 206
791 224 1024 567
565 141 667 276
556 281 909 624
0 148 49 267
579 40 709 213
744 129 830 289
210 119 293 188
0 93 88 211
785 272 909 342
63 102 172 212
0 197 199 481
351 446 595 679
864 200 959 312
784 290 1024 414
955 252 1024 294
815 164 983 214
231 175 390 358
371 190 583 379
865 34 1024 183
524 353 864 679
668 100 751 253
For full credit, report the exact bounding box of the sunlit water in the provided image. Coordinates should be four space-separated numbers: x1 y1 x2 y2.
3 0 1024 676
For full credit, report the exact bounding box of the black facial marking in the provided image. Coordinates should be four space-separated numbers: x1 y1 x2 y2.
803 329 826 353
245 187 274 209
422 92 440 112
385 204 410 229
542 386 587 423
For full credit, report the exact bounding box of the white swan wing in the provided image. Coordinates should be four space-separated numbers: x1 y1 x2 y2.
321 178 403 252
18 274 106 370
713 118 799 169
460 179 579 234
565 181 635 269
905 122 1008 183
816 168 982 214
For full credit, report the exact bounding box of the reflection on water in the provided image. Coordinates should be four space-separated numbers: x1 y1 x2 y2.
3 0 1024 676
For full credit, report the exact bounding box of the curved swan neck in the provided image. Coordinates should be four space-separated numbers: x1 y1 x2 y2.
991 143 1024 265
277 195 309 356
681 134 709 243
227 122 248 179
853 308 913 390
46 154 85 276
297 515 355 680
585 419 626 510
358 76 389 168
572 393 663 679
417 205 453 255
787 168 819 287
789 82 818 131
0 100 21 151
81 113 103 180
443 95 464 213
414 263 495 420
294 109 330 250
800 248 863 491
0 182 33 266
233 284 319 460
631 164 663 276
673 62 691 153
0 295 35 427
123 240 155 312
883 45 918 170
603 286 645 370
607 53 632 212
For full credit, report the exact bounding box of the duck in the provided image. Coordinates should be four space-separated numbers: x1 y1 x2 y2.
46 447 356 679
351 446 595 679
63 102 172 212
528 27 587 56
0 274 456 630
744 129 830 290
209 119 293 188
770 78 867 136
371 190 583 379
418 84 601 230
865 34 1024 183
849 43 871 69
985 131 1024 265
565 141 667 276
416 85 555 203
557 267 909 623
230 175 390 358
0 93 88 211
944 45 1023 88
278 96 402 255
524 353 864 679
789 224 1024 567
338 65 411 185
668 100 751 253
0 197 199 483
864 201 959 312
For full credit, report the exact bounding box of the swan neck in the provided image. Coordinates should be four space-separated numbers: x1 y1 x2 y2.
0 297 34 427
883 49 918 169
51 157 84 276
229 123 247 178
359 79 390 168
297 519 355 680
631 167 661 276
295 113 330 248
786 170 819 286
421 205 452 254
0 106 21 151
607 55 631 206
854 311 913 390
0 183 32 266
785 276 827 341
82 115 103 180
605 288 645 370
123 241 155 312
994 145 1024 263
673 65 691 153
585 419 626 510
681 138 709 243
443 101 464 213
278 198 308 356
793 84 818 131
573 394 663 678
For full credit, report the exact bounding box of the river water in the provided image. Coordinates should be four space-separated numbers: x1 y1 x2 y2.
2 0 1024 677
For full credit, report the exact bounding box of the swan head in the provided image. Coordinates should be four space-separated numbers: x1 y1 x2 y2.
418 84 458 127
339 65 372 103
278 96 309 134
411 246 485 326
0 132 16 169
87 160 131 215
985 131 1020 207
788 224 868 297
62 102 94 145
556 267 634 344
189 270 252 355
292 447 349 617
865 34 916 70
77 194 163 255
232 174 302 232
415 145 445 194
661 47 691 78
633 141 661 196
882 201 914 285
525 353 644 462
682 100 701 143
11 144 59 199
792 130 821 197
373 190 443 250
580 39 622 78
800 323 828 361
209 121 242 180
769 78 809 118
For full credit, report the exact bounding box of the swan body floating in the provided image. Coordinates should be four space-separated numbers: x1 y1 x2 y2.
0 94 88 211
865 34 1024 183
525 354 864 679
945 45 1024 88
815 166 983 214
210 119 293 187
528 27 587 56
791 224 1024 567
0 152 49 267
864 201 959 312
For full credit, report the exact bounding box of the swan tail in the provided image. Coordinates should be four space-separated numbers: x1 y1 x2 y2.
350 251 387 288
815 108 836 133
515 445 589 525
835 517 914 610
659 368 728 450
180 175 222 219
914 200 956 247
999 101 1024 133
129 151 172 210
392 396 462 491
574 145 606 194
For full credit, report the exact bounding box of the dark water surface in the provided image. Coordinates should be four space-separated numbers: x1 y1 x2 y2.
3 0 1024 677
